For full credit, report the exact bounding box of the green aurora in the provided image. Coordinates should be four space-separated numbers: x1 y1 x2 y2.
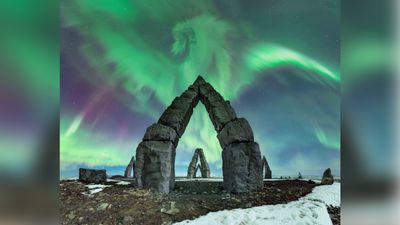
60 0 340 176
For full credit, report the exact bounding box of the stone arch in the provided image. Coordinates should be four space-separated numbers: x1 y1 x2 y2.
187 148 210 178
134 76 263 193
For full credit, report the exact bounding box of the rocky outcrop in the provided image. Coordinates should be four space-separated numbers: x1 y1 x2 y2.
321 168 334 185
79 168 107 184
187 148 210 178
134 76 263 193
262 156 272 179
124 156 136 178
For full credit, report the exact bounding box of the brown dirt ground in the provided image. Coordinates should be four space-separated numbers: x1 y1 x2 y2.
60 179 338 225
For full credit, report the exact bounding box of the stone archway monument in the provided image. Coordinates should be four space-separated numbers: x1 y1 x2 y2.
134 76 263 193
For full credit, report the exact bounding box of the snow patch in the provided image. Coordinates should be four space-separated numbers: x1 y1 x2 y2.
173 183 340 225
116 181 131 185
303 182 340 207
82 184 111 196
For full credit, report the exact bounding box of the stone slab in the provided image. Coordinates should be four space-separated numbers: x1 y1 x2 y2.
217 118 254 148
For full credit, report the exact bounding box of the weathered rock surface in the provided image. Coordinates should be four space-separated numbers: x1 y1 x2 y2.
262 156 272 179
135 141 175 193
200 89 237 132
321 168 334 185
217 118 254 148
79 168 107 184
180 89 199 107
222 142 263 193
158 97 194 137
124 156 136 178
143 123 179 147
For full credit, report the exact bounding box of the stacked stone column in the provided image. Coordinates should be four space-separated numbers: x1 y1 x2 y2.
134 76 263 193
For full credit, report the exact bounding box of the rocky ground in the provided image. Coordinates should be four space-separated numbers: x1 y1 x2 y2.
327 206 341 225
60 179 339 225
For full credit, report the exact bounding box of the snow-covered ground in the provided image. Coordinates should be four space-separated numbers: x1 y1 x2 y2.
173 182 340 225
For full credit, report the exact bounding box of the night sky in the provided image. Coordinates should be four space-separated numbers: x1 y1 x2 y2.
60 0 340 177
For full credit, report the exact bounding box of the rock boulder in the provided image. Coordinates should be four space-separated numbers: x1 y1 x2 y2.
321 168 334 185
217 118 254 148
79 168 107 184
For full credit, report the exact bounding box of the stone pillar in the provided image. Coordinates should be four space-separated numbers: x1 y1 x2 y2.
262 156 272 179
124 156 136 178
187 149 199 178
135 141 175 193
222 142 263 193
216 117 262 193
321 168 334 185
197 148 210 178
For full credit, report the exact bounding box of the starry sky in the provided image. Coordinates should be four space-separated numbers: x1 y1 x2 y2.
60 0 340 178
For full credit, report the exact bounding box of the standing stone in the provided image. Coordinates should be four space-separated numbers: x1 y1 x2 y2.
79 168 107 184
198 148 210 178
262 156 272 179
124 156 136 178
187 149 200 178
135 141 175 193
222 142 263 193
321 168 334 185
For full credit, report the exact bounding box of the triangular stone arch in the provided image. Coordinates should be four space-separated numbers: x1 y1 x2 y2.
134 76 263 193
187 148 210 178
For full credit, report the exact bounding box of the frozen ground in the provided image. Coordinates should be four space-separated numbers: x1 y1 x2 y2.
173 182 340 225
